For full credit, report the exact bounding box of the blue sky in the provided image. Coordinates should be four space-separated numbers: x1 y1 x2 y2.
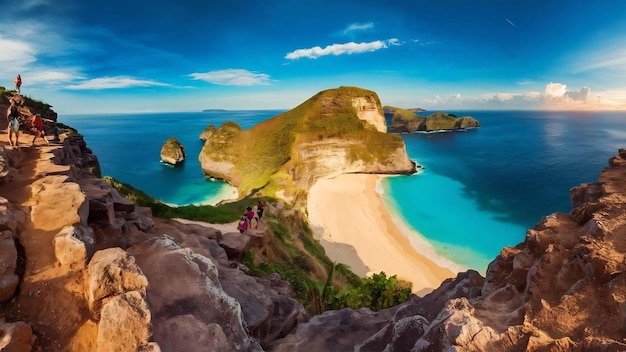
1 0 626 114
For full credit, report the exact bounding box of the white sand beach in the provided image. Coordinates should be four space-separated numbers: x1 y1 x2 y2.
307 173 456 295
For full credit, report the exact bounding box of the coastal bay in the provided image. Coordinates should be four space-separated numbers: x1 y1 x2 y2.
307 173 455 295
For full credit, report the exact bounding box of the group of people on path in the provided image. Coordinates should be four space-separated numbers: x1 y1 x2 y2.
6 97 50 147
237 200 265 234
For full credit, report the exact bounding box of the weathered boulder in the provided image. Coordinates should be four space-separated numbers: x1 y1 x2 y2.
51 133 102 178
0 147 20 184
0 197 25 234
218 265 306 348
160 137 185 165
97 291 153 352
220 231 251 260
269 308 395 352
77 176 137 227
53 224 95 271
0 233 19 303
83 247 149 319
0 320 35 352
128 235 263 352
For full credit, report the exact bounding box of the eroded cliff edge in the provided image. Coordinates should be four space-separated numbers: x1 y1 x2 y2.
198 86 417 207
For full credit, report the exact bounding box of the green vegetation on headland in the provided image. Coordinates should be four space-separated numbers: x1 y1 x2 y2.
383 105 425 113
199 86 415 206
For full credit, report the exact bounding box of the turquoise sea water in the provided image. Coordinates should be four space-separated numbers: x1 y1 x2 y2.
63 110 626 272
63 111 282 205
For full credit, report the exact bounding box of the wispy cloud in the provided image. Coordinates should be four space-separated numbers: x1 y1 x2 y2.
285 39 399 60
66 76 169 90
190 69 271 86
342 22 374 35
0 36 36 66
26 70 82 85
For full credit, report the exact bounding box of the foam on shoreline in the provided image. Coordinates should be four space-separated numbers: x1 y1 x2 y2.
165 182 239 207
307 173 456 294
376 176 468 274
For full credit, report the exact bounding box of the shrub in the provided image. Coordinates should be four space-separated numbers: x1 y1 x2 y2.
330 271 411 311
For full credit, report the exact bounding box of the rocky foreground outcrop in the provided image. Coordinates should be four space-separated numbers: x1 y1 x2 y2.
198 86 416 207
388 108 480 133
0 134 303 351
268 149 626 351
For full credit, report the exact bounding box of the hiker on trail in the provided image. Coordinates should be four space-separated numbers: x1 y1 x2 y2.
237 216 248 234
245 207 255 228
6 101 20 146
254 200 265 229
14 75 22 95
30 114 49 146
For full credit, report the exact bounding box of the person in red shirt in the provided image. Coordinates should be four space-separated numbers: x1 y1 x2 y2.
14 75 22 95
30 114 49 146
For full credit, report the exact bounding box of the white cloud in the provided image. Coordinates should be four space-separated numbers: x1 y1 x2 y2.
342 22 374 35
189 69 271 86
285 39 398 60
544 82 567 98
0 36 36 66
25 70 82 85
544 82 591 106
66 76 169 90
422 94 462 106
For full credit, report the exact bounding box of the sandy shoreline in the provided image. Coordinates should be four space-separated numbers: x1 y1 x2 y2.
307 173 456 295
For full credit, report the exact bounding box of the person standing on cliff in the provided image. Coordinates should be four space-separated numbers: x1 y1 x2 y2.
254 200 265 229
6 100 20 146
30 114 49 146
14 75 22 95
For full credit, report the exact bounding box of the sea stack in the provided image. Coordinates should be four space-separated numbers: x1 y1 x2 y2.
160 137 185 165
388 107 480 133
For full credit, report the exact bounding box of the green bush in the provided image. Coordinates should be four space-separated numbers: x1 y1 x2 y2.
329 272 411 311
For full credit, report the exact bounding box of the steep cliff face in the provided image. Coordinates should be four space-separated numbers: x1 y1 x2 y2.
198 86 416 206
0 96 305 351
269 149 626 352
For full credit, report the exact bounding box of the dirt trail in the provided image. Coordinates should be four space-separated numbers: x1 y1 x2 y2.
0 115 96 350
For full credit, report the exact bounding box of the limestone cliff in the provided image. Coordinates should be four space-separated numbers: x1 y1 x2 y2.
198 86 416 206
388 107 480 133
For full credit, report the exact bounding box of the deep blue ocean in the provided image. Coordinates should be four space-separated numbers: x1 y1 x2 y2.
63 110 626 272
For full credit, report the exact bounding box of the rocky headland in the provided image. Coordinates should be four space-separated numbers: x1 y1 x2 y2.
386 106 480 133
198 86 417 207
1 89 626 351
